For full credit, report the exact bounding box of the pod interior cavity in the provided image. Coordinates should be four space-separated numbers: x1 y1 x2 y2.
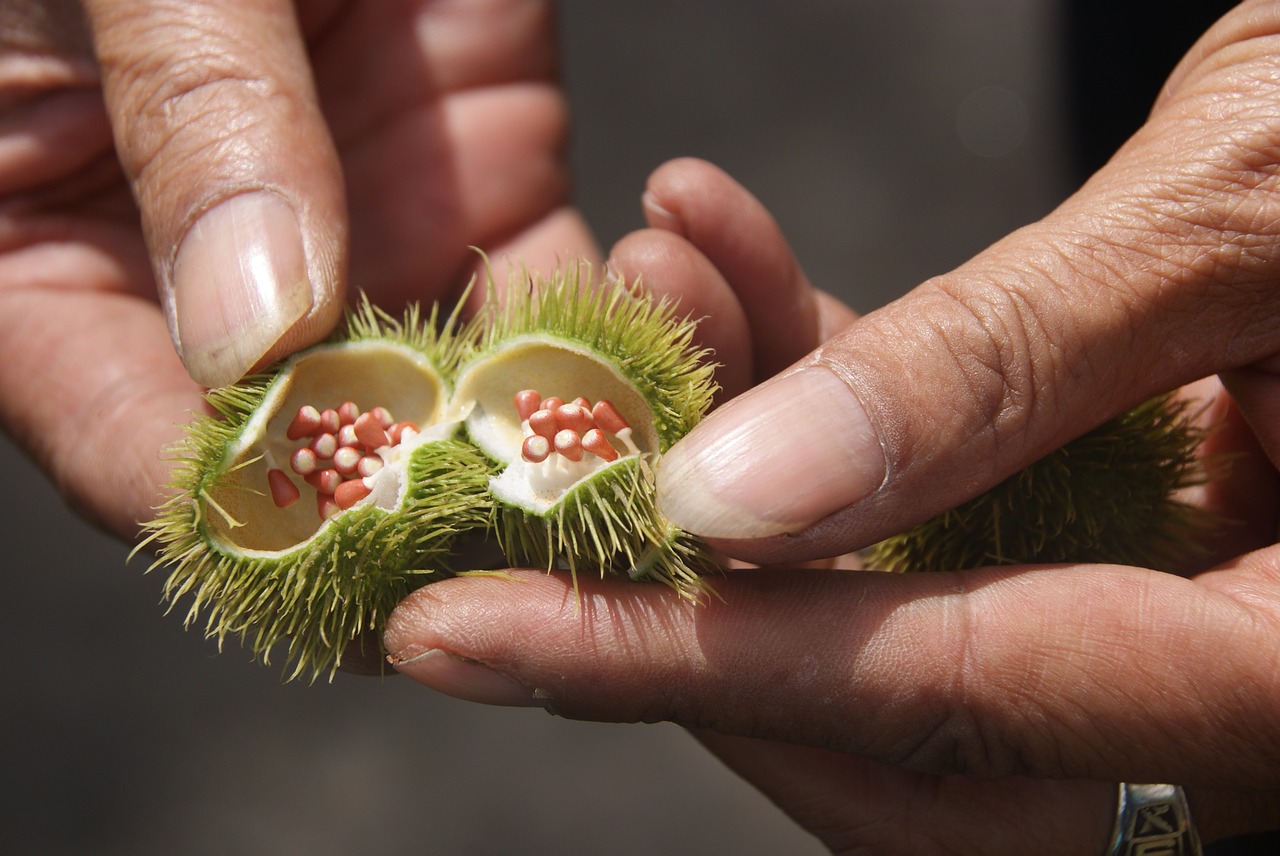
204 340 451 555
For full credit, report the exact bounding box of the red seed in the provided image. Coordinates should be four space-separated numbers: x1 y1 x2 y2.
556 403 593 434
311 432 338 459
267 468 300 508
334 479 372 510
354 412 390 449
514 389 542 422
522 435 551 463
337 401 360 425
357 455 384 478
592 400 630 434
317 494 341 521
289 447 318 476
528 409 558 440
388 421 419 445
333 446 362 475
572 397 591 408
319 408 341 434
369 406 394 429
554 429 584 462
337 424 359 448
286 405 322 440
582 429 619 462
540 396 564 412
305 468 342 495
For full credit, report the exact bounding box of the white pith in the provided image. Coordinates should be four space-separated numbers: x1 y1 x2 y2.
347 420 456 517
488 423 642 514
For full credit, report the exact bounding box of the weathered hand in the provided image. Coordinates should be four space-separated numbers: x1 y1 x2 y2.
0 0 592 537
384 1 1280 846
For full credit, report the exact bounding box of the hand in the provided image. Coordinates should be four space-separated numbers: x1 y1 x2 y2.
383 1 1280 849
0 0 593 538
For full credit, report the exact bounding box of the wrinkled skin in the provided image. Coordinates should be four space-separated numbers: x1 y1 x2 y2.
386 4 1280 854
6 1 1280 853
0 0 594 536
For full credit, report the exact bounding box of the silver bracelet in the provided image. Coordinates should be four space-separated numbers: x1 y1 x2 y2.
1106 782 1202 856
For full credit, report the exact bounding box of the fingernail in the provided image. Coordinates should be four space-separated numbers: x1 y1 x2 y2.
657 366 885 538
391 649 540 707
169 191 313 387
641 190 682 232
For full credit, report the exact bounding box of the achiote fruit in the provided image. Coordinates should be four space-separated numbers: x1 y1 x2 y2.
142 265 718 680
141 299 493 680
454 262 717 598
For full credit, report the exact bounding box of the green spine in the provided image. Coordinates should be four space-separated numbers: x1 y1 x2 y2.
465 262 718 596
494 457 715 600
469 261 717 449
139 301 492 681
865 394 1215 573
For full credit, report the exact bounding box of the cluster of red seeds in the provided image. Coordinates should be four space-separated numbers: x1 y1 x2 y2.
266 401 419 521
515 389 631 464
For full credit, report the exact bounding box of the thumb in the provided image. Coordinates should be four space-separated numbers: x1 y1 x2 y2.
657 5 1280 561
85 0 346 387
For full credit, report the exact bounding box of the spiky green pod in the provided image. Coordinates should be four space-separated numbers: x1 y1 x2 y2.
453 262 719 598
141 300 493 681
865 394 1214 573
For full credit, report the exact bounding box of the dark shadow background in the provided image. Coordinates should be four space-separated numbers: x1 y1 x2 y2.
3 2 1270 854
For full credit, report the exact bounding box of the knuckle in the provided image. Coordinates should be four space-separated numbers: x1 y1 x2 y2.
874 587 1079 780
885 675 1083 781
1115 52 1280 362
875 593 1017 776
891 708 1010 778
99 20 284 186
918 275 1060 458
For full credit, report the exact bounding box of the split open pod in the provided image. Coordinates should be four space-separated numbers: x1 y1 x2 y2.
142 301 493 680
143 266 720 680
454 263 718 598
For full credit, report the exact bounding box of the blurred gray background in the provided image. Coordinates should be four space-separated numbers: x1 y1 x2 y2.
1 2 1185 854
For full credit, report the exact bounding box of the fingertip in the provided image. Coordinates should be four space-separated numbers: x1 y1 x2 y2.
456 206 602 316
656 365 886 543
86 0 348 385
814 290 860 342
608 228 753 399
641 188 683 234
169 190 336 387
384 572 581 707
384 570 573 664
391 649 542 707
384 570 701 718
640 157 727 237
640 157 822 378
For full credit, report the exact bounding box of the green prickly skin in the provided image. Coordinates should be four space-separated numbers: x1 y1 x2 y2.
493 455 709 597
465 262 718 451
141 300 493 681
864 394 1215 573
455 262 719 598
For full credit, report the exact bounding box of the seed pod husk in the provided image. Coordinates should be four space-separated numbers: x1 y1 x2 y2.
453 262 719 598
864 394 1216 573
141 299 493 681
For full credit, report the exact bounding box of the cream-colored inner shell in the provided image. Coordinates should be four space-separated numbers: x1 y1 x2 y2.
455 336 658 461
454 337 657 512
204 341 448 555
